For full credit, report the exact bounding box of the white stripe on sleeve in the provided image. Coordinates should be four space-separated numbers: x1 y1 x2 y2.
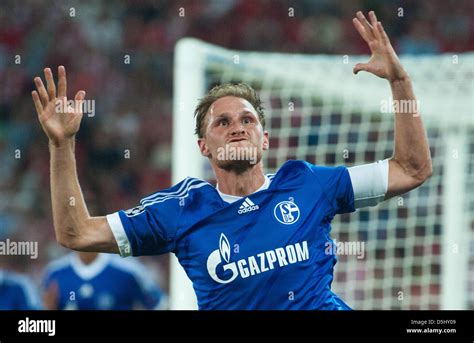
106 212 133 257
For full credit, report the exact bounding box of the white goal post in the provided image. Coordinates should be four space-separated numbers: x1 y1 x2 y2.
171 38 474 310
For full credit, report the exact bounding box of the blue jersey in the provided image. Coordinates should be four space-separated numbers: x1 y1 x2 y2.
107 160 355 310
43 253 165 310
0 270 42 310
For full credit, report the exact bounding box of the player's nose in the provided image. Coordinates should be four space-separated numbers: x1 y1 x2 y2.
230 124 245 136
229 119 245 136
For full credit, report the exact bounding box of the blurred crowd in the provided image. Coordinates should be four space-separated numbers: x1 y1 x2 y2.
0 0 472 303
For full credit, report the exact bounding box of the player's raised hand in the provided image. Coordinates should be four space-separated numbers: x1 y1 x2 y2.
352 11 407 82
32 66 86 147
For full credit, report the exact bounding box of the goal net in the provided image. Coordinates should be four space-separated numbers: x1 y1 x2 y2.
171 38 474 310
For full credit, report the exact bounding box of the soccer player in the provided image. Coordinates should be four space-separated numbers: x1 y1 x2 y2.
42 252 167 310
31 11 431 309
0 269 42 310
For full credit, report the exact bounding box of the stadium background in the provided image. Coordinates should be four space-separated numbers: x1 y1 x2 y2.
0 0 472 308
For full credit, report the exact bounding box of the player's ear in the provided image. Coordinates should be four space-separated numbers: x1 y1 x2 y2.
262 130 269 150
198 138 210 157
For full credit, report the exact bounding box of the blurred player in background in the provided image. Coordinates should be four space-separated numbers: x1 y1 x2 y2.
32 11 431 309
43 251 167 310
0 269 42 310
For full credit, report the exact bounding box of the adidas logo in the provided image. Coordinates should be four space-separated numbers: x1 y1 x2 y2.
238 197 260 214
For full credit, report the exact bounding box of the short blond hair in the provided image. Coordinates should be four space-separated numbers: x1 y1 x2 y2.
194 83 265 138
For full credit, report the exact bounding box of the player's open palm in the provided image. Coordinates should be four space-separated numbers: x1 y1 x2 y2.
32 66 86 146
352 11 407 82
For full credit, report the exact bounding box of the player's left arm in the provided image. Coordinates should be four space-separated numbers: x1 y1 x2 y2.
352 11 432 200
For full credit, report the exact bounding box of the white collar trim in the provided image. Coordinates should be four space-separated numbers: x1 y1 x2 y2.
70 253 110 280
217 175 271 204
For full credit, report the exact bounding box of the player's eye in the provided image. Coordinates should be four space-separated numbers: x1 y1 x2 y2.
242 117 252 125
218 119 228 127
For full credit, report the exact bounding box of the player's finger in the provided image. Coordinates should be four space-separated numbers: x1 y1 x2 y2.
352 18 371 43
74 90 86 114
368 11 382 40
75 90 86 101
353 62 369 75
34 76 50 107
356 11 375 39
376 21 390 45
57 65 67 98
44 67 57 101
368 11 378 26
31 91 44 116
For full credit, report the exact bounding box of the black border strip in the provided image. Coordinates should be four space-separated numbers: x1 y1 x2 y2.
0 310 472 339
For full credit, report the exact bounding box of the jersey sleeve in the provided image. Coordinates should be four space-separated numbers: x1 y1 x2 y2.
106 179 193 257
304 162 356 216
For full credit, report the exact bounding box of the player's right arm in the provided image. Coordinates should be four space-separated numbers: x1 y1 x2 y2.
32 66 118 253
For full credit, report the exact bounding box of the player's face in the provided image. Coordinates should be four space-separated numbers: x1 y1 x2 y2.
198 96 269 173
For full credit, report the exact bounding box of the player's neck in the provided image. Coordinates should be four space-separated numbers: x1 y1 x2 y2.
214 162 265 197
77 252 99 265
